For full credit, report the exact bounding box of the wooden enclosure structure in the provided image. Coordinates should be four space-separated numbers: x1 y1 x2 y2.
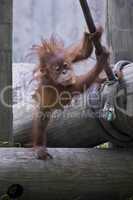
0 0 133 200
0 0 13 143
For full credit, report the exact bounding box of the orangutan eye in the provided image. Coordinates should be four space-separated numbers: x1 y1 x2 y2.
63 63 68 68
55 66 60 72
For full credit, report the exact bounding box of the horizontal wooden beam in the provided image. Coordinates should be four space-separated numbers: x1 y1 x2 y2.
0 148 133 200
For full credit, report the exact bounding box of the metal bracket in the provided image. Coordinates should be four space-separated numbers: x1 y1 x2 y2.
102 80 119 121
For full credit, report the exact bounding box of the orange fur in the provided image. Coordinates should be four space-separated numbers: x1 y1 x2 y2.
32 29 109 160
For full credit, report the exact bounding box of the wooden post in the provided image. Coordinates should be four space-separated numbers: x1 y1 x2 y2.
106 0 133 62
0 0 13 143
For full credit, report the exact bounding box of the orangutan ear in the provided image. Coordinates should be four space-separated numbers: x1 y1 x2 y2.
34 68 46 80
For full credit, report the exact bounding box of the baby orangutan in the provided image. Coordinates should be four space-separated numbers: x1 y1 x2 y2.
32 27 109 160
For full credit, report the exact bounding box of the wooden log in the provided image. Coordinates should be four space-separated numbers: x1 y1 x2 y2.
13 103 107 147
13 62 133 147
0 148 133 200
100 63 133 147
12 64 107 147
12 63 107 147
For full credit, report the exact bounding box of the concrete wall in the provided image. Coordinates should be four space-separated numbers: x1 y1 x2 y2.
107 0 133 62
0 0 12 142
13 0 106 64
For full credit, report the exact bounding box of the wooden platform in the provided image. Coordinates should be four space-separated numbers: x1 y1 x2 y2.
0 148 133 200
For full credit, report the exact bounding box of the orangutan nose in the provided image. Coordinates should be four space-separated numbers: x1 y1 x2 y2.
62 69 67 75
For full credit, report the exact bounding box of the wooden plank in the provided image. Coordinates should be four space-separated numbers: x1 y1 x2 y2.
0 0 13 142
0 148 133 200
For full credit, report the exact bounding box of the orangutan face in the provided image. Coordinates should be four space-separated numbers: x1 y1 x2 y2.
33 36 77 86
45 53 76 86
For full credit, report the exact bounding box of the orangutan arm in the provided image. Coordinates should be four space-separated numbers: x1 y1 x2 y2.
32 108 52 160
71 48 110 93
66 32 93 63
66 27 103 63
